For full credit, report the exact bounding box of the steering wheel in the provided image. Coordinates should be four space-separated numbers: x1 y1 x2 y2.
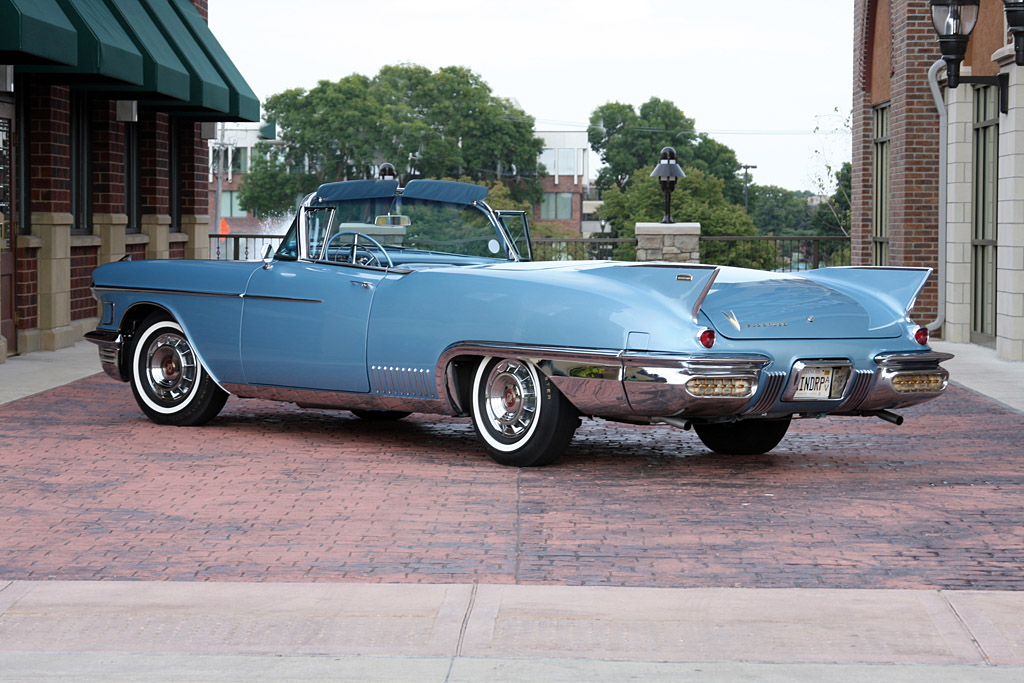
324 231 394 268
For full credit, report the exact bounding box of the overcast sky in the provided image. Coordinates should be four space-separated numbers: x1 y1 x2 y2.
209 0 853 193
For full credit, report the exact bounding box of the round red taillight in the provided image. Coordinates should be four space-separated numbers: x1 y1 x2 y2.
915 327 929 346
699 329 716 349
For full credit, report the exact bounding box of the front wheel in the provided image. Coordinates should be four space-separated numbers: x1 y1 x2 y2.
693 417 791 455
470 357 579 467
129 313 228 426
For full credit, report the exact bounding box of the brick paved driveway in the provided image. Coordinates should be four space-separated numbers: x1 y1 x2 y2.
1 375 1021 589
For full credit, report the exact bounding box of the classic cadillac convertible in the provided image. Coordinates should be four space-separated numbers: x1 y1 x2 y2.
86 178 951 466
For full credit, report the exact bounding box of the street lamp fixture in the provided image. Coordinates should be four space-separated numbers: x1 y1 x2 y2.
929 0 1011 113
379 162 397 181
1005 0 1024 66
649 146 685 224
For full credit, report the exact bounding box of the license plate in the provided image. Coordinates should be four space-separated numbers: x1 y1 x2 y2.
793 366 835 400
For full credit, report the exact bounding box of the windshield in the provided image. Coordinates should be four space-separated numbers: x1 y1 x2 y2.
277 188 520 263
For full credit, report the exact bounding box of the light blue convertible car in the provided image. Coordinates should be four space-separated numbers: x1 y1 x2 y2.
86 178 951 466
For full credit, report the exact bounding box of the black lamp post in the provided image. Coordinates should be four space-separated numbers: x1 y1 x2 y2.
929 0 1017 113
649 146 685 224
1006 0 1024 66
930 0 979 88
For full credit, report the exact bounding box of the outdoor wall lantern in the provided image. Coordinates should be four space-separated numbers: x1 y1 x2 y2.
379 162 397 180
649 146 685 224
929 0 1014 113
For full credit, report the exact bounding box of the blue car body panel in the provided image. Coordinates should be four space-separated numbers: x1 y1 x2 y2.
87 179 951 440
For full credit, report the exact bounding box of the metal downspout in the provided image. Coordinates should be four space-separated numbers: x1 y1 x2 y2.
927 59 947 332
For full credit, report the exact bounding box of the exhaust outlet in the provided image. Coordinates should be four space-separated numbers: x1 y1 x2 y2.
869 409 904 426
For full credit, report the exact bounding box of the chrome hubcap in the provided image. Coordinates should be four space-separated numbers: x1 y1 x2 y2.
145 333 198 403
483 360 537 439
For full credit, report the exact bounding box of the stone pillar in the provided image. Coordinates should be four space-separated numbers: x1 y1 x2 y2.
31 212 77 350
180 215 210 260
943 73 974 344
635 222 701 263
141 214 171 260
95 213 128 265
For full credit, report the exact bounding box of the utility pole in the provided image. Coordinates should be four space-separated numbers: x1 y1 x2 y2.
741 164 757 214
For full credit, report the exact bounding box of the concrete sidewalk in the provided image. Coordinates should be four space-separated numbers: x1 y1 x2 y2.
1 581 1022 681
1 340 1022 681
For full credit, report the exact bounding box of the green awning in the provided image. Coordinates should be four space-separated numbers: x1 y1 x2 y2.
169 0 259 122
100 0 189 100
0 0 77 66
140 0 229 114
24 0 144 85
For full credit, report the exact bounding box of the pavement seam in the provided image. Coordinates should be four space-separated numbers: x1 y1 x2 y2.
514 469 522 585
941 590 993 665
446 583 479 682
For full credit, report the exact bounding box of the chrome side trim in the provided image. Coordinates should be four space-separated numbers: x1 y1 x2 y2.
92 285 323 304
220 383 451 415
371 365 436 398
836 369 875 411
433 342 772 419
84 329 125 381
746 371 786 415
691 267 721 324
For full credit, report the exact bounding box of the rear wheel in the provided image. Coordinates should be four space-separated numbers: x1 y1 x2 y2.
693 417 791 455
470 356 579 467
129 312 228 426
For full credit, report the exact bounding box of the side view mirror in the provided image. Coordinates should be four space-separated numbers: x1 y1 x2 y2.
261 243 275 269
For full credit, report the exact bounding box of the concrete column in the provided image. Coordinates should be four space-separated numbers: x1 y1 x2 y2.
141 214 171 260
995 47 1024 361
30 212 77 350
634 222 701 263
95 213 128 265
943 76 974 344
180 214 210 260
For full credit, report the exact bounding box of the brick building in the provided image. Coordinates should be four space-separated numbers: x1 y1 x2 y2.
0 0 257 361
854 0 1024 360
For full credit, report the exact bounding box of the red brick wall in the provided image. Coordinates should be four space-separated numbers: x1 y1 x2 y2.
192 0 208 21
126 243 146 260
29 85 70 213
70 245 98 321
15 247 37 330
169 241 186 260
91 100 124 215
177 121 208 216
140 112 170 216
852 0 940 325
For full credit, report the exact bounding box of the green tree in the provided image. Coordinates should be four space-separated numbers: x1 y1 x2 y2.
748 184 814 235
597 166 772 267
588 98 742 202
811 161 852 236
240 64 544 217
236 142 317 218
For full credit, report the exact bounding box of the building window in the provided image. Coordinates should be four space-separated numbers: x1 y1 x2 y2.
557 148 575 177
972 85 998 344
871 104 890 266
541 192 573 220
70 93 91 235
539 148 555 175
219 190 246 218
230 146 248 176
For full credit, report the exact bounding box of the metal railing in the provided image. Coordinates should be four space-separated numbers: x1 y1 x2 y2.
210 234 284 261
700 235 850 272
531 238 636 261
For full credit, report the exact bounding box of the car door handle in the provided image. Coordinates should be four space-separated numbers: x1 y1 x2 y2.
350 280 373 290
